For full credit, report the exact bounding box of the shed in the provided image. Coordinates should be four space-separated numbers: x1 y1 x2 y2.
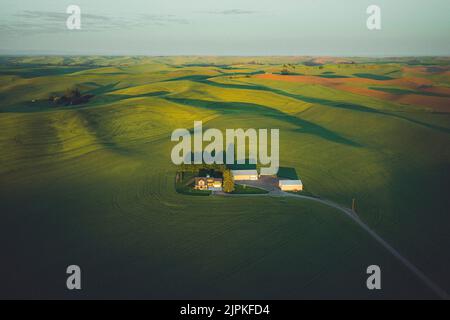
279 179 303 191
231 169 259 181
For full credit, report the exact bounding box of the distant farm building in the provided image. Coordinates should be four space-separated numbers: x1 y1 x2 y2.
194 176 223 191
231 169 258 181
279 179 303 192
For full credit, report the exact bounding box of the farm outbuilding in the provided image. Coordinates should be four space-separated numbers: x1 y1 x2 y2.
279 179 303 191
231 170 259 181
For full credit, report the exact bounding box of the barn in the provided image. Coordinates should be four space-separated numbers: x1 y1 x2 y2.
231 169 259 181
279 179 303 191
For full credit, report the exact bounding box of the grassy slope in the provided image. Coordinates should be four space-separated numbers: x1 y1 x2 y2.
0 56 449 298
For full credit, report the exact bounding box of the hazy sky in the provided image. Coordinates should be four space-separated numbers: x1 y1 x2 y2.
1 0 449 56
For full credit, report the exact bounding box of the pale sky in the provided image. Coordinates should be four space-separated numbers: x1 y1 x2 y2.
0 0 449 56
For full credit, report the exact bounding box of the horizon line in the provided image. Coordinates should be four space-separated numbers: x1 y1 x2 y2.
1 53 450 59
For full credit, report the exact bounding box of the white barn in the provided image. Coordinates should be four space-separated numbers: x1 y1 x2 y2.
231 170 259 181
279 179 303 191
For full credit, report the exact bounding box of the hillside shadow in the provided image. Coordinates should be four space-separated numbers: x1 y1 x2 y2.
165 74 369 115
102 91 171 103
353 73 394 81
198 78 383 114
0 66 93 78
164 75 381 115
183 77 450 134
318 74 350 79
164 71 265 83
1 80 170 114
85 82 122 95
165 97 361 147
82 82 171 105
164 75 213 82
369 86 450 98
75 108 138 156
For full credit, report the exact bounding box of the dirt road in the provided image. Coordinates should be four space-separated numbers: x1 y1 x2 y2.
216 177 449 299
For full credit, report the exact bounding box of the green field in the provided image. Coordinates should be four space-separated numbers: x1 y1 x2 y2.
1 56 449 299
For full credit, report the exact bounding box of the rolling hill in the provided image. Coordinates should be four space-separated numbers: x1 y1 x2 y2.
1 56 449 299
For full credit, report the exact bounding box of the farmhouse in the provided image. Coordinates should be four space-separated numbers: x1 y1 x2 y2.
231 169 259 181
194 176 223 191
279 179 303 192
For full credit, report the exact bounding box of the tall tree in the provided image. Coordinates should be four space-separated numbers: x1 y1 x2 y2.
222 169 235 193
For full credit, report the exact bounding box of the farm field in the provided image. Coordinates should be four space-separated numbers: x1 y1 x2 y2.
0 55 449 299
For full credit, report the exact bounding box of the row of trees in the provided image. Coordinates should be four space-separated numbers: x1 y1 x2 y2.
281 64 296 75
179 163 227 173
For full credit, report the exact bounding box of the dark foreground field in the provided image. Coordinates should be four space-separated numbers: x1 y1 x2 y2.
0 56 449 299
